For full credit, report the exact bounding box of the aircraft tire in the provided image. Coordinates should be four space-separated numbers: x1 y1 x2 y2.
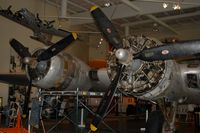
145 110 164 133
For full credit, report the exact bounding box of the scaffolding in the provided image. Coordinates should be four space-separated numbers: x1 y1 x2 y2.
30 88 123 133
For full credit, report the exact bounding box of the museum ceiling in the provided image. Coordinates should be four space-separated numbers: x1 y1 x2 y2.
43 0 200 39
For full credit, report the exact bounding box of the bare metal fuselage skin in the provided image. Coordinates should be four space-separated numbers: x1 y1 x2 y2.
27 50 110 92
138 60 200 104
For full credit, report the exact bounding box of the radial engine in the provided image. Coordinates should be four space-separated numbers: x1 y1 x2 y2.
107 35 200 104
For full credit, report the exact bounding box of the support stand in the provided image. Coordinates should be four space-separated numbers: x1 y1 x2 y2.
75 88 79 133
34 89 121 133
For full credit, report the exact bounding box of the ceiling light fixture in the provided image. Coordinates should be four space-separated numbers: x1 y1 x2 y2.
162 2 168 8
152 23 159 32
162 0 181 10
173 3 181 10
104 2 111 7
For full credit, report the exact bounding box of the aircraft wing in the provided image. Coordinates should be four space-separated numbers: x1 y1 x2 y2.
0 73 29 86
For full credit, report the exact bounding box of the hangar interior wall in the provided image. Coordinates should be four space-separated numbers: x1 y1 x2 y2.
88 34 109 61
0 0 89 106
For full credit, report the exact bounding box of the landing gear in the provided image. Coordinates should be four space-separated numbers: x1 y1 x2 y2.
146 100 177 133
161 101 177 133
145 110 164 133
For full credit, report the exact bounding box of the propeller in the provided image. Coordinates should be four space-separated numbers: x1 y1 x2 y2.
133 40 200 61
90 6 123 49
90 65 124 131
23 78 32 117
9 32 77 116
89 6 125 131
10 32 77 64
91 7 200 63
37 32 77 61
10 39 31 58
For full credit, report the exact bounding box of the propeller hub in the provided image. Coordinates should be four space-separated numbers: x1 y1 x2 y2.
23 57 38 68
27 49 51 80
115 49 132 65
23 57 32 64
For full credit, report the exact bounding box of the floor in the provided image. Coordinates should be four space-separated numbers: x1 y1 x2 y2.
1 114 200 133
39 115 200 133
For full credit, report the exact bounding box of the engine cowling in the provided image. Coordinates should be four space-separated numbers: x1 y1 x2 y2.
26 49 92 90
108 36 166 94
108 35 200 104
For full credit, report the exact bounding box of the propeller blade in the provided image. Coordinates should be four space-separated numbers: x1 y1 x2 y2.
90 6 123 49
10 39 31 58
37 32 77 61
134 40 200 61
30 99 42 128
23 78 32 117
90 65 124 132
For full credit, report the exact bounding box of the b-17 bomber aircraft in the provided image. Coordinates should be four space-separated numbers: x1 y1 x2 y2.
1 5 200 133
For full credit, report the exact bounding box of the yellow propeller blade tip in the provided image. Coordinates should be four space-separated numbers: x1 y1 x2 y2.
90 6 98 12
72 32 78 40
90 124 97 132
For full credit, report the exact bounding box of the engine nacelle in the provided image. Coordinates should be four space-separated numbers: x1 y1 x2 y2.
108 35 200 104
138 60 200 104
26 49 92 90
108 36 167 96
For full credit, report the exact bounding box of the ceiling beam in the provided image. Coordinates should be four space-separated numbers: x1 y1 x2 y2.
120 0 178 34
46 0 91 14
82 0 97 6
135 0 200 6
121 11 200 27
45 0 77 14
120 0 141 12
67 1 88 11
69 1 199 25
83 24 97 31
